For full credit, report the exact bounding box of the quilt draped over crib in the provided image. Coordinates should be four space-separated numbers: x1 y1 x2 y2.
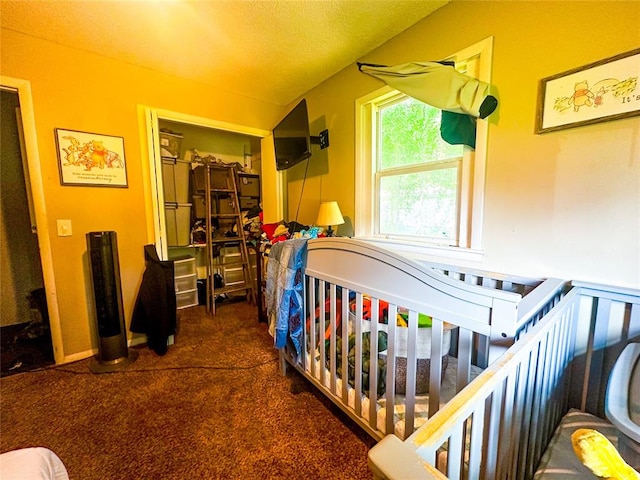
265 238 308 356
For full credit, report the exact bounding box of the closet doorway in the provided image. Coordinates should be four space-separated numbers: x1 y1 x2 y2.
140 107 281 261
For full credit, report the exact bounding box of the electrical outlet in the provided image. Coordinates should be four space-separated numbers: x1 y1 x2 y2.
57 219 72 237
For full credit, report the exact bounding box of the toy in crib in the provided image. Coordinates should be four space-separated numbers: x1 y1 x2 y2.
305 297 345 344
325 329 389 397
306 293 450 395
305 295 389 344
305 295 413 345
351 296 433 329
572 429 640 480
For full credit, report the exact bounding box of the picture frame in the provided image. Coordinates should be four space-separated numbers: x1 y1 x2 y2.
55 128 128 187
535 48 640 134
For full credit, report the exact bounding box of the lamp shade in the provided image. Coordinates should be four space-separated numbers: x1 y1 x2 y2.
316 201 344 228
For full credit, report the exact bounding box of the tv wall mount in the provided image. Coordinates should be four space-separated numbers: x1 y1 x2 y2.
310 129 330 149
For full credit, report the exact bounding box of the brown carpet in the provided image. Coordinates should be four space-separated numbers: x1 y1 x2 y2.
0 300 376 479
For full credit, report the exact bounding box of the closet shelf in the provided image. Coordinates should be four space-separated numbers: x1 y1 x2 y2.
211 236 241 244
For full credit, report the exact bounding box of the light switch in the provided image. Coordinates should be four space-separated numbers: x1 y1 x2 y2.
57 219 72 237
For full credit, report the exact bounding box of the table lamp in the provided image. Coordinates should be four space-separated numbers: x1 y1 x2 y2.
316 201 344 237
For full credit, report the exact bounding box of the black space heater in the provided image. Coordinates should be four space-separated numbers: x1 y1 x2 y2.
86 231 138 373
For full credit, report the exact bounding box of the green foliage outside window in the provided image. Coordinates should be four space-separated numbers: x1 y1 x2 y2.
377 97 462 242
379 97 462 169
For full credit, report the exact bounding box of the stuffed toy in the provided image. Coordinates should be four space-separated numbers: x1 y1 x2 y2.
571 429 639 479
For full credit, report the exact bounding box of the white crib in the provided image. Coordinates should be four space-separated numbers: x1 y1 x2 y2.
368 281 640 479
270 238 567 441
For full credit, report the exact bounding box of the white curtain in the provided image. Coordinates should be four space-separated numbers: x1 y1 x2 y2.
358 61 496 119
358 61 498 148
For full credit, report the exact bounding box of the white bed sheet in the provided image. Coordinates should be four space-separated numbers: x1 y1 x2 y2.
0 447 69 480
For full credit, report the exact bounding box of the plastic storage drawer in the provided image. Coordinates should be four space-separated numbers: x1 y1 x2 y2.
222 252 242 265
220 245 240 255
224 267 245 285
176 289 198 309
174 257 196 277
175 274 197 293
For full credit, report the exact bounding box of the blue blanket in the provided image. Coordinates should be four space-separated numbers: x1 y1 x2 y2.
265 238 308 357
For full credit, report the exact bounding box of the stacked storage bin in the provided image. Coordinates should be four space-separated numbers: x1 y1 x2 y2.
160 131 192 247
237 172 260 211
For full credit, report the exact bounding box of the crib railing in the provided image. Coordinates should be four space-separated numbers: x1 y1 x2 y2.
419 260 545 296
278 238 566 440
420 259 567 366
569 281 640 417
368 282 640 479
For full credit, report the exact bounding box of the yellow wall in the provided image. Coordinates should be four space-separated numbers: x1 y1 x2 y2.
295 1 640 287
1 29 284 359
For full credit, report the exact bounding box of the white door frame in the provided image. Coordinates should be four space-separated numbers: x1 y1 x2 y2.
138 105 282 258
1 76 65 364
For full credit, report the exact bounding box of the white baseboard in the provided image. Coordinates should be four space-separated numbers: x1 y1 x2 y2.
58 335 147 365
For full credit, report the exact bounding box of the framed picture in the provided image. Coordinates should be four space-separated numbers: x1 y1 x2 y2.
55 128 128 187
535 48 640 134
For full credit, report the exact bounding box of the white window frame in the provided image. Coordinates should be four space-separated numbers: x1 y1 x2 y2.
355 37 493 262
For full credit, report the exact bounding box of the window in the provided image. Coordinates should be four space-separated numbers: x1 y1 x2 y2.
355 38 492 260
377 96 463 243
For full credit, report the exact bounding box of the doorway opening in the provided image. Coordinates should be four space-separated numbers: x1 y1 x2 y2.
0 88 53 376
140 106 281 321
141 107 275 260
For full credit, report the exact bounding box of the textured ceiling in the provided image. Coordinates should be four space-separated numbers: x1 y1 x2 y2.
1 0 448 106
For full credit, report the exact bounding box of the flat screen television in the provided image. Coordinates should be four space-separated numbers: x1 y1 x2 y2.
273 99 312 171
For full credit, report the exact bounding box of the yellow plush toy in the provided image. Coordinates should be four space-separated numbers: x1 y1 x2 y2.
571 429 640 479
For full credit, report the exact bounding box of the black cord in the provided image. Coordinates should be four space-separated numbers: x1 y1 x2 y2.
294 157 310 224
14 356 279 376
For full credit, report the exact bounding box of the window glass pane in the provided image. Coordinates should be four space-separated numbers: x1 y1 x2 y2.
379 97 463 170
379 167 458 240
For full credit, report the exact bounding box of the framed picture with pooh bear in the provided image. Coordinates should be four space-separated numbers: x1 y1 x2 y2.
536 48 640 134
55 128 127 187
